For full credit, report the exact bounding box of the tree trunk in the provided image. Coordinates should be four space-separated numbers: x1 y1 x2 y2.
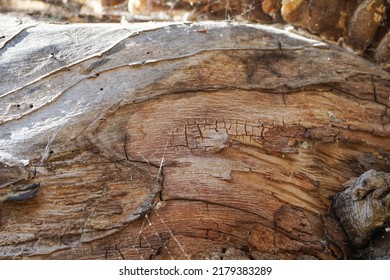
0 15 389 259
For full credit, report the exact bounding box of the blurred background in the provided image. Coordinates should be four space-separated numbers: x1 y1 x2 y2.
0 0 288 23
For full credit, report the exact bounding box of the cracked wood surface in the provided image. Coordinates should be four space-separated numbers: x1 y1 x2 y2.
0 16 390 259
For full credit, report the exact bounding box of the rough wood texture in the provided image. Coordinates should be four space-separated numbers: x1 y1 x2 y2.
332 170 390 248
1 16 390 259
128 0 390 68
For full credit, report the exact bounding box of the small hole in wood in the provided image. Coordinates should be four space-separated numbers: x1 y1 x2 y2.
29 104 33 108
96 73 100 77
100 88 104 91
49 150 54 154
146 51 150 54
16 104 20 108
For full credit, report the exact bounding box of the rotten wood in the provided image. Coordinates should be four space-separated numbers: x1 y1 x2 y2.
0 17 390 259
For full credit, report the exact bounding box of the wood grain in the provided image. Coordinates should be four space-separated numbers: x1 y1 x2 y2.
0 18 389 259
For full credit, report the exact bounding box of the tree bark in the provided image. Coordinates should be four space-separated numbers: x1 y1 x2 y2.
331 169 390 259
0 15 389 259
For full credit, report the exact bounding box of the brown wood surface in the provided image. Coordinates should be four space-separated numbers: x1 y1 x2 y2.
0 17 389 259
332 170 390 249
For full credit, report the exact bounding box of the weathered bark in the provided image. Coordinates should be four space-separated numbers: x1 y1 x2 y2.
0 16 390 259
332 170 390 248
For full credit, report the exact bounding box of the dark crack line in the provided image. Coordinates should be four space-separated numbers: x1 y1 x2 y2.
116 245 125 260
371 75 378 103
330 77 387 108
124 133 130 161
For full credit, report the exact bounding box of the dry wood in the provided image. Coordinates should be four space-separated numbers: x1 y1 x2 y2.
128 0 390 68
0 15 390 259
332 170 390 248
